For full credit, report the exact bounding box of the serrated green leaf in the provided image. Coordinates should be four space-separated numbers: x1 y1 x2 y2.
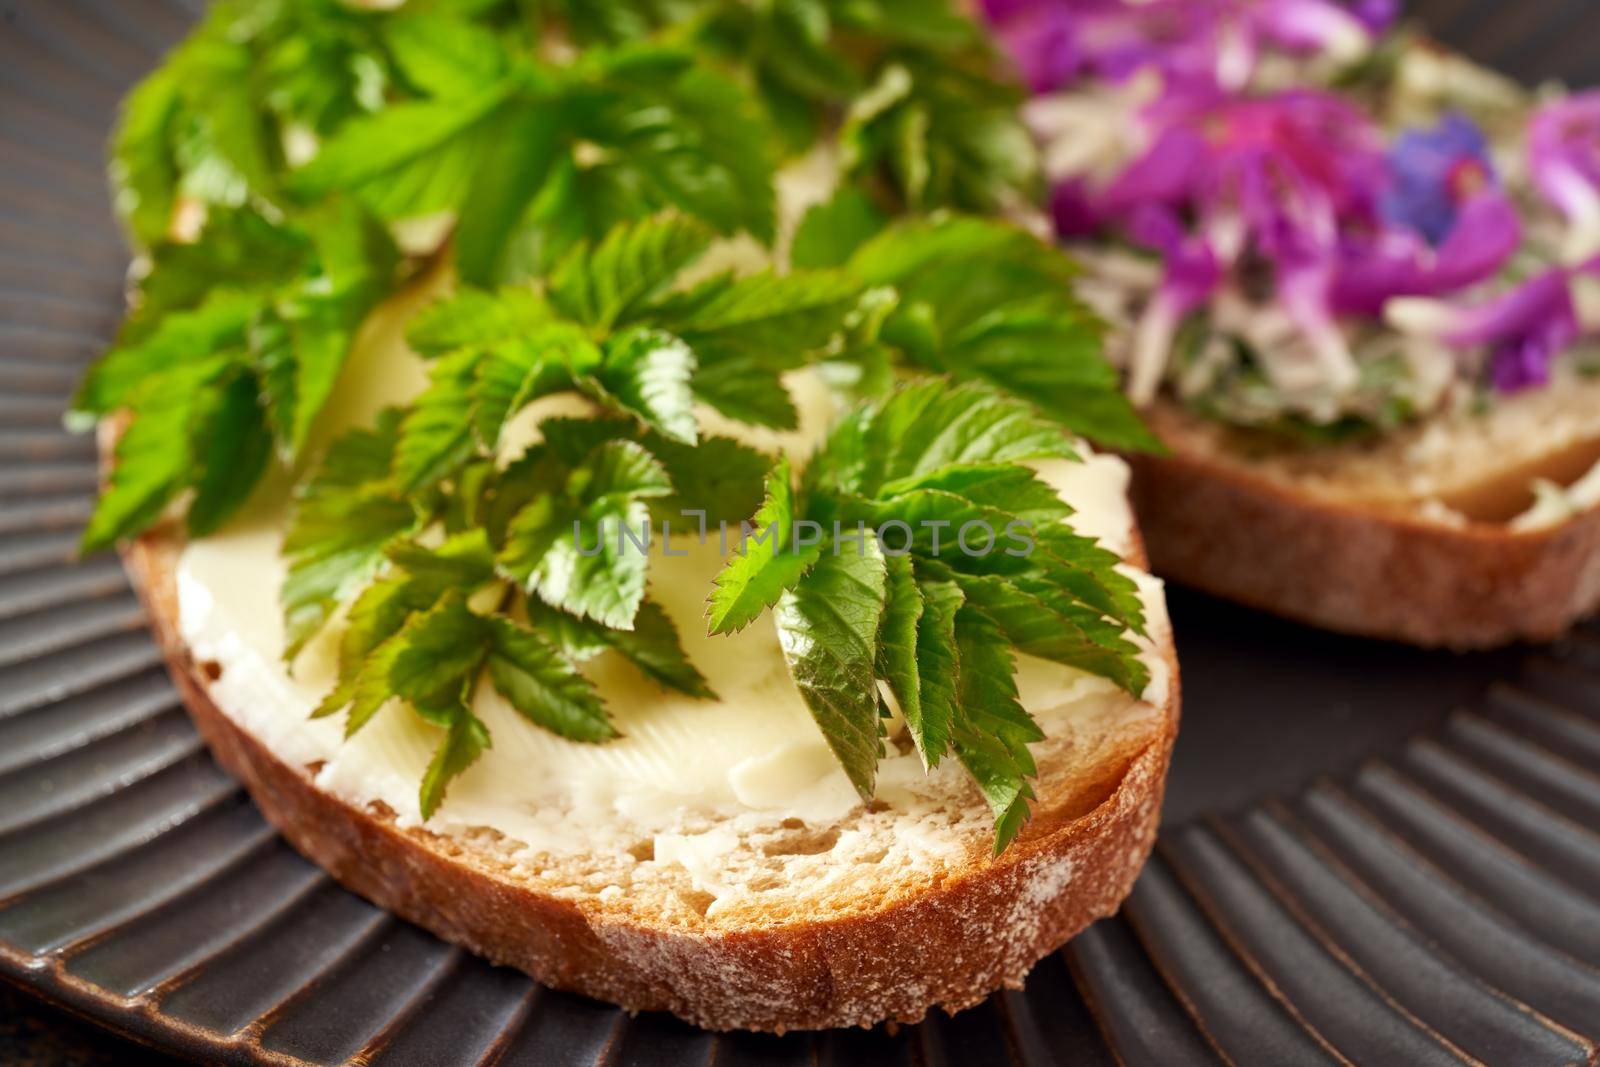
338 575 427 681
587 327 698 444
645 433 771 530
879 463 1070 525
407 287 554 358
519 417 771 533
866 485 1144 647
552 521 660 633
308 196 401 299
577 56 777 243
869 472 1142 638
470 324 597 450
499 439 671 629
110 63 183 248
648 268 855 433
250 310 301 462
388 526 497 581
950 605 1042 853
785 375 1151 830
418 698 491 820
657 270 859 345
528 416 639 467
1030 524 1146 629
687 354 798 430
852 224 1070 317
255 0 385 138
538 0 696 46
547 214 713 330
485 455 566 554
281 485 421 657
911 578 962 768
875 552 922 747
473 347 537 451
945 306 1157 451
389 591 492 701
530 599 715 699
707 458 821 634
774 534 888 799
486 616 616 741
690 0 977 158
80 357 233 554
116 202 396 476
335 529 497 676
846 218 1159 451
501 156 657 275
455 103 563 286
292 84 513 219
816 380 1077 498
282 412 421 657
864 487 1031 561
692 0 856 150
791 187 887 270
525 441 671 628
394 349 480 492
187 371 273 537
445 459 497 536
326 537 495 714
384 13 507 99
296 407 403 489
576 436 677 502
315 618 406 733
652 64 777 241
128 208 309 335
179 34 284 208
279 301 358 459
956 725 1034 853
841 53 1035 216
75 292 257 417
944 568 1148 694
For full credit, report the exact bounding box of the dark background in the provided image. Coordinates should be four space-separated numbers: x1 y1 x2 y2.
0 0 1591 1062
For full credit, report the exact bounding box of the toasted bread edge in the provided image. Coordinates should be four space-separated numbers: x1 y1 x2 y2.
1127 437 1600 649
119 517 1180 1033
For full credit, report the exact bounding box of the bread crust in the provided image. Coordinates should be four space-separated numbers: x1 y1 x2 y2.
119 521 1179 1033
1127 408 1600 649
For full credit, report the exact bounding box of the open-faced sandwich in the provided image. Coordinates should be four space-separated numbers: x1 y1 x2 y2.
984 0 1600 648
75 0 1176 1032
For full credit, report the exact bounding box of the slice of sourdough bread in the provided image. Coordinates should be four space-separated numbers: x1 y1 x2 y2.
115 450 1179 1034
1127 374 1600 649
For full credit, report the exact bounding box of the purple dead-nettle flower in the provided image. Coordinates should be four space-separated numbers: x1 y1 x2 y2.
1333 114 1521 314
1251 0 1381 66
1529 90 1600 263
1387 262 1600 393
1346 0 1400 35
1049 178 1101 238
1382 113 1497 245
982 0 1386 95
1470 271 1581 392
1332 193 1522 314
1103 89 1385 398
981 0 1222 94
1124 205 1223 402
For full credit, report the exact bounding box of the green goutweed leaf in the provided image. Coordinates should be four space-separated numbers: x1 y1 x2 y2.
707 458 822 634
773 534 889 799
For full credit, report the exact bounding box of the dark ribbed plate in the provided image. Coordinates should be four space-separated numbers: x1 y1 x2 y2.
2 1 1599 1063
